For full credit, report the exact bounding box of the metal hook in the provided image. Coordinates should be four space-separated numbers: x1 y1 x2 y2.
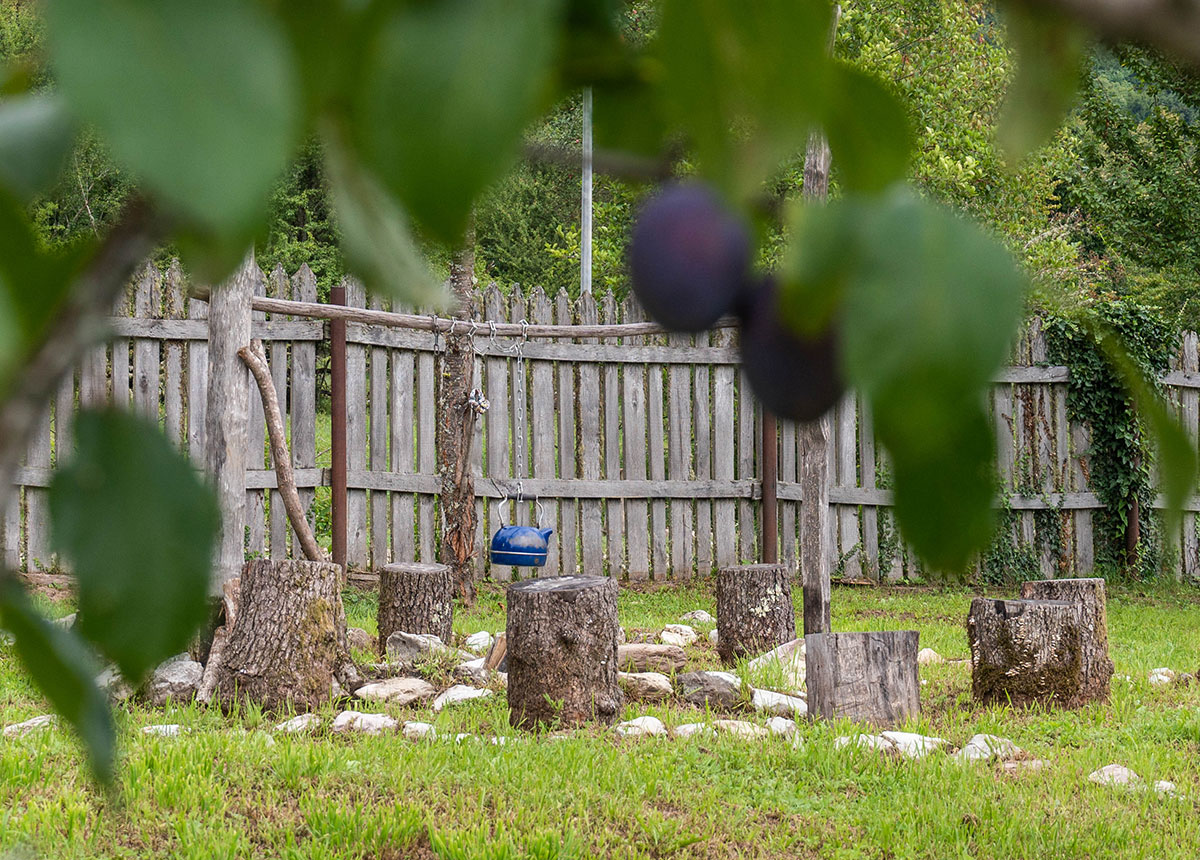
430 314 440 351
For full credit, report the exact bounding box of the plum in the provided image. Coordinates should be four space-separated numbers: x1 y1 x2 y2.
628 183 750 332
739 277 844 422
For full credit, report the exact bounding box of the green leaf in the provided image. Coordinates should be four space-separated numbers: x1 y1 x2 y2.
44 0 301 231
821 188 1025 572
0 94 76 201
657 0 831 198
822 65 912 194
997 8 1089 162
49 409 219 685
0 577 115 784
358 0 560 245
1096 330 1199 534
325 132 444 310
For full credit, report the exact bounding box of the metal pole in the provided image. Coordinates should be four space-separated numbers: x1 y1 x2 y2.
330 283 348 575
581 87 593 296
762 412 778 564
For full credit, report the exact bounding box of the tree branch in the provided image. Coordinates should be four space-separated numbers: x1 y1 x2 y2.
1011 0 1200 67
0 197 162 511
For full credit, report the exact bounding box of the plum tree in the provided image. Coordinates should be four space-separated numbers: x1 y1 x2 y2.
628 183 750 332
739 277 844 423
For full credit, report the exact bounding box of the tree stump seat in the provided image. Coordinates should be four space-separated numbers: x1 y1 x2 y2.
506 576 622 730
805 630 920 727
378 562 453 655
716 563 795 665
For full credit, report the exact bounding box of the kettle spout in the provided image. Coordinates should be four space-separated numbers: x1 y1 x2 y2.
538 527 555 541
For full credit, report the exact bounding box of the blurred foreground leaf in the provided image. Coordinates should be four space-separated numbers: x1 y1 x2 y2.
789 188 1025 573
0 577 114 784
0 94 76 201
998 7 1089 162
44 0 301 232
358 0 559 245
50 410 219 685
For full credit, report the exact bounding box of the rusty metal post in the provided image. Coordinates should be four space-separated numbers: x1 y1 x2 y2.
762 411 778 564
330 283 348 575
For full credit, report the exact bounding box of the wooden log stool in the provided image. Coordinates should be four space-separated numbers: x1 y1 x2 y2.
716 563 795 665
968 590 1108 708
506 576 623 730
213 560 356 711
378 562 453 655
805 631 920 727
1019 577 1112 703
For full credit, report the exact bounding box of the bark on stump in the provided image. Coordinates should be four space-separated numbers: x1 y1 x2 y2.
967 597 1100 708
506 576 622 730
716 564 795 665
1019 577 1112 703
213 560 355 711
805 631 920 728
378 562 453 654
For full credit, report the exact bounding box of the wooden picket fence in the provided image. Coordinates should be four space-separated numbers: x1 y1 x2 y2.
6 261 1200 582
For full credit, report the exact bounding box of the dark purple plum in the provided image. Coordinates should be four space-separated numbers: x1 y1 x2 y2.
628 183 751 332
739 277 844 422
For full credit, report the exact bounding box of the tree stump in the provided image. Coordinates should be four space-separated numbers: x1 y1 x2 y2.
378 562 453 654
213 560 356 711
716 564 795 665
506 576 622 730
967 597 1101 707
805 631 920 727
1019 577 1112 703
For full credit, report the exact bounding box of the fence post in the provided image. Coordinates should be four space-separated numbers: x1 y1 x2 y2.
762 412 778 564
330 281 348 575
206 255 253 588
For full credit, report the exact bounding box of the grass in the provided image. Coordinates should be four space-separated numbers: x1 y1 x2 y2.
3 583 1200 859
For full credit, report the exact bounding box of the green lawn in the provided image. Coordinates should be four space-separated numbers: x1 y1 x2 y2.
3 583 1200 859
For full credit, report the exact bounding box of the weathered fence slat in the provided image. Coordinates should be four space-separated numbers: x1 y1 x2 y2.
163 262 186 449
1182 332 1199 580
267 265 291 559
712 324 737 569
391 349 416 564
668 332 694 578
836 391 861 579
484 287 511 581
290 265 318 546
578 293 604 578
737 366 757 564
622 301 650 580
369 294 390 569
530 289 559 575
245 266 268 562
602 293 625 578
132 263 161 419
647 323 669 579
186 291 209 463
694 329 715 576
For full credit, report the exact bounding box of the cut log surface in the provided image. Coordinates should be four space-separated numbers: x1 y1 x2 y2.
806 631 919 728
378 562 453 653
968 597 1101 708
716 564 796 665
213 560 355 711
506 576 622 730
1018 577 1112 703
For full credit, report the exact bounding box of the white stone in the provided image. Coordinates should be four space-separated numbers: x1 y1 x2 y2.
454 657 492 685
881 731 948 759
1088 764 1141 788
402 721 437 741
332 711 398 735
765 716 797 738
143 659 204 706
747 638 806 689
3 714 56 738
750 688 807 717
354 677 437 706
712 719 770 739
465 631 494 654
1149 668 1176 687
432 685 492 712
96 666 134 703
1154 780 1178 796
618 671 673 702
615 716 667 738
275 714 322 733
672 723 713 739
660 624 698 647
680 610 716 625
385 631 454 664
917 648 945 666
956 733 1020 763
835 734 894 753
747 638 804 670
708 629 719 646
141 724 185 737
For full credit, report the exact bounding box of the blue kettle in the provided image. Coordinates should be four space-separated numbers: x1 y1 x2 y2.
489 494 553 567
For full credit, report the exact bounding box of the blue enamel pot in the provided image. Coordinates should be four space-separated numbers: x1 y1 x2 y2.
489 525 554 567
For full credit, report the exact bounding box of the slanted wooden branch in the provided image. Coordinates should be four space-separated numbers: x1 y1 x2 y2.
238 339 326 562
